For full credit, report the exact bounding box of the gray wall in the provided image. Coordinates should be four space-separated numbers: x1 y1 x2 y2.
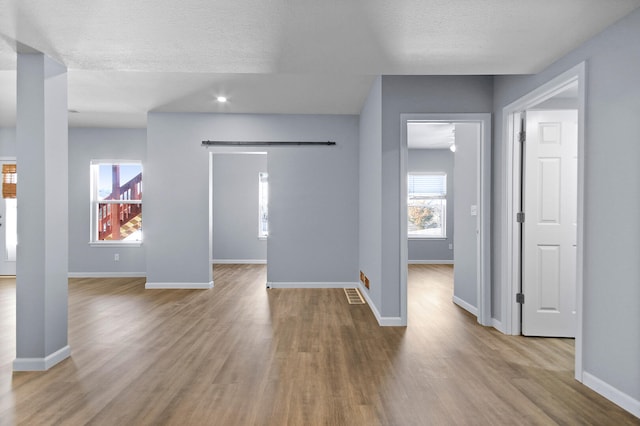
266 117 359 284
0 127 16 157
452 124 478 308
146 113 359 286
380 75 494 318
68 128 147 274
212 154 267 262
407 148 454 262
359 77 382 310
493 7 640 405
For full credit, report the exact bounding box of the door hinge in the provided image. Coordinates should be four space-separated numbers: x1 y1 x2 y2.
516 212 525 223
516 293 525 304
519 131 526 143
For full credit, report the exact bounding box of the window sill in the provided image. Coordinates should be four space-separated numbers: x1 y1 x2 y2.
89 241 142 248
258 236 268 241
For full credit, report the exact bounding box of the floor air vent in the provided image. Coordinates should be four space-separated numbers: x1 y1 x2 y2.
344 288 366 305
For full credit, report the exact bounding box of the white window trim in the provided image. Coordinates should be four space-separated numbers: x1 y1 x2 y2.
90 160 143 245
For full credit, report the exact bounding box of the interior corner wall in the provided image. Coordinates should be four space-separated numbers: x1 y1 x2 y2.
147 113 359 287
380 75 493 319
212 154 267 262
359 76 383 313
68 128 147 275
493 7 640 409
407 149 454 262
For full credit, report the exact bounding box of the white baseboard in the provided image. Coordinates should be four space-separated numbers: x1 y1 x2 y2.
358 283 406 327
266 281 358 289
145 281 213 289
13 345 71 371
408 260 454 265
452 296 478 316
583 372 640 418
492 318 506 333
68 272 146 278
211 259 267 264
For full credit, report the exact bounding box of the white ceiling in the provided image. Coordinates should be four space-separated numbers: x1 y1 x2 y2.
1 0 639 127
407 122 455 149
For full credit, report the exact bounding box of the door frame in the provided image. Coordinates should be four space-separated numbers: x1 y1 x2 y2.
400 113 492 326
501 62 585 381
208 150 268 269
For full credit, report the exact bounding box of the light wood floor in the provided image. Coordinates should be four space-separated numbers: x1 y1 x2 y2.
0 265 637 425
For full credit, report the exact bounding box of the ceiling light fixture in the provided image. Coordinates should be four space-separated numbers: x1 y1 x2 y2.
216 96 227 103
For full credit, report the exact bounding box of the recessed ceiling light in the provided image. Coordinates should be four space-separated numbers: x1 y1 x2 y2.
217 96 227 103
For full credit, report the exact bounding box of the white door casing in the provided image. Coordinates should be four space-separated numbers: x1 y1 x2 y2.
400 113 491 327
522 110 577 337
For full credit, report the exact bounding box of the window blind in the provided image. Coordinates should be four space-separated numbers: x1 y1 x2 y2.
408 173 446 196
2 164 16 199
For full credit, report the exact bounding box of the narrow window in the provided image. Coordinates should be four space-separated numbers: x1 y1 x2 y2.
2 163 17 261
258 172 268 239
90 162 143 244
408 173 447 239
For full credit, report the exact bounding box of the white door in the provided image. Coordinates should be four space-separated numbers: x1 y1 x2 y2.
522 110 577 337
0 159 17 275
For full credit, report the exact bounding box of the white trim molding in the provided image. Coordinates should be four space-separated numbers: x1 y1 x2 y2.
212 259 267 264
452 296 478 316
583 372 640 418
266 281 358 289
358 283 405 327
408 260 454 265
501 62 586 382
492 318 506 333
401 113 492 328
145 281 213 289
13 345 71 371
68 272 146 278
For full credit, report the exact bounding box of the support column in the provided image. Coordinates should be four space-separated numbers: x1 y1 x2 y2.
14 52 70 371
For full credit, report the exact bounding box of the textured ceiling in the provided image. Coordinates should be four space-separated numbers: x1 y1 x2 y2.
0 0 639 127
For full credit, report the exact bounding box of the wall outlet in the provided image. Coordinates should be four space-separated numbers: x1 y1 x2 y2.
114 253 119 262
470 205 478 216
449 243 453 250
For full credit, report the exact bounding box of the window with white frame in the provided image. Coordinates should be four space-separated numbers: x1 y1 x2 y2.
408 172 446 238
90 161 143 244
2 163 17 260
258 172 268 238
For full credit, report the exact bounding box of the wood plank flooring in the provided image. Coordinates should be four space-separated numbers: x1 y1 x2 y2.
0 265 637 425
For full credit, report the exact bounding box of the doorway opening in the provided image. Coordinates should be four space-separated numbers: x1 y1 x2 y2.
210 152 268 268
501 62 585 381
400 114 491 327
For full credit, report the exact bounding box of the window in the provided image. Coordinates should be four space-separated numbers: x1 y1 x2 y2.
90 162 142 244
2 163 17 260
408 173 446 238
258 172 268 238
